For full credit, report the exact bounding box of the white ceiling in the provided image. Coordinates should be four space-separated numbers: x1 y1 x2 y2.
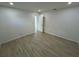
0 2 79 12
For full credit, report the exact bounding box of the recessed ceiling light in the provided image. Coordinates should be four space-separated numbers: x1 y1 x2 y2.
38 9 41 12
9 2 14 5
68 2 72 5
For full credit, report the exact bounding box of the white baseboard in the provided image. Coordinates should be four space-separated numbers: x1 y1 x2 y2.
45 31 79 44
0 32 34 45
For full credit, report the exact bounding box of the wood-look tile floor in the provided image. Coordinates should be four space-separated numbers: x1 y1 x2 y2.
0 32 79 57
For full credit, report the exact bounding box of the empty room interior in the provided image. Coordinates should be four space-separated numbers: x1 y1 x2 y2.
0 2 79 57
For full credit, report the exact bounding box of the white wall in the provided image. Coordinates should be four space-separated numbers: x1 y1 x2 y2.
0 7 35 44
44 6 79 43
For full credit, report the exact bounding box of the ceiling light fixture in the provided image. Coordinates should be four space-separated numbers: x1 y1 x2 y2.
38 9 41 12
9 2 14 5
68 2 72 5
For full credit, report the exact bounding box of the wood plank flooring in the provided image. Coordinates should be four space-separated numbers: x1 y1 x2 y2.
0 32 79 57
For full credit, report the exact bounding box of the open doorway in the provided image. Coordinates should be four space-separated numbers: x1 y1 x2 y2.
39 14 45 33
34 14 45 33
34 15 39 33
42 16 45 33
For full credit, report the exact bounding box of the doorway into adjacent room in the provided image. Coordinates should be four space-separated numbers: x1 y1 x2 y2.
34 16 39 32
34 14 45 33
